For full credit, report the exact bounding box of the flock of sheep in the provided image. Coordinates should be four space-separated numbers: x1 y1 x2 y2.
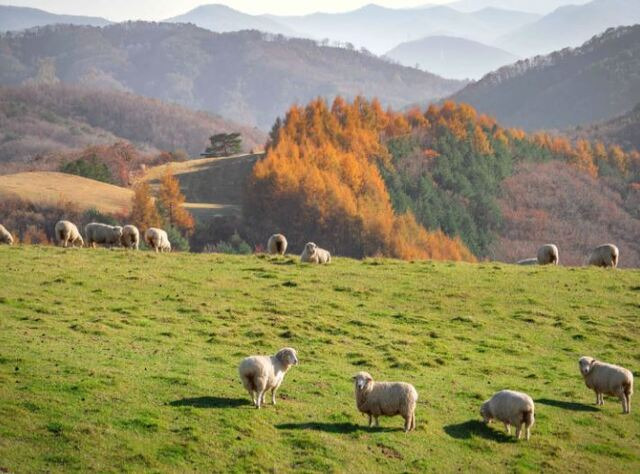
0 226 633 438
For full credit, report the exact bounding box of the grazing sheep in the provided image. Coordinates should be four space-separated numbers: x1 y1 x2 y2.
238 347 298 409
300 242 331 264
54 220 83 248
517 258 538 266
121 225 140 250
267 233 288 255
588 244 619 268
579 356 633 414
85 222 123 248
144 227 171 253
353 371 418 432
480 390 535 440
537 244 559 265
0 224 13 245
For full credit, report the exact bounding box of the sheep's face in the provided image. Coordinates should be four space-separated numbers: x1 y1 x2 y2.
480 402 492 423
579 356 595 377
305 242 317 255
75 236 84 246
276 347 298 367
114 226 124 237
353 372 373 391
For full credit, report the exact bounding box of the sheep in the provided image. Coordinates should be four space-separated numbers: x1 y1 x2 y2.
352 371 418 432
144 227 171 253
121 225 140 250
85 222 123 248
238 347 298 409
54 220 83 248
480 390 535 440
517 258 538 265
267 233 288 255
0 224 13 245
578 356 633 414
537 244 559 265
300 242 331 264
587 244 619 268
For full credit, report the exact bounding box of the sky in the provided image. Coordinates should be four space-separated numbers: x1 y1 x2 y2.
0 1 454 20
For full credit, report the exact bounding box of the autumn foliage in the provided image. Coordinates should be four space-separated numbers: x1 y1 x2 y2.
130 181 162 234
244 98 475 261
156 166 195 235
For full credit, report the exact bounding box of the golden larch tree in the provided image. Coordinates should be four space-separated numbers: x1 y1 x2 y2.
130 181 162 233
157 166 195 235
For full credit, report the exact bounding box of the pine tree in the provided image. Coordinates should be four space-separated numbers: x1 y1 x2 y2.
157 166 195 235
130 181 162 232
202 133 243 157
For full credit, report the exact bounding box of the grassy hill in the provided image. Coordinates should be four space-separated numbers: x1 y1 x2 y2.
0 246 638 472
0 171 133 214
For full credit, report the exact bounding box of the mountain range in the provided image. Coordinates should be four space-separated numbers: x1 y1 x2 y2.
451 24 640 131
0 5 110 32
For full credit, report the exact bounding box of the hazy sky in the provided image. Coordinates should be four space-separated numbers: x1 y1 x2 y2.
1 1 454 20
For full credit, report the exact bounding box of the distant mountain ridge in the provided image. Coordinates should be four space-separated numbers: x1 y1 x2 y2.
0 5 110 32
571 103 640 151
451 25 640 130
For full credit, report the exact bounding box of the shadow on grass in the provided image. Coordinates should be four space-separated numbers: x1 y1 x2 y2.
443 420 513 442
536 398 598 412
169 396 249 409
276 422 399 434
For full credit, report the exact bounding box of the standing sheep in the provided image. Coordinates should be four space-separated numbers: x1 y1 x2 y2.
121 225 140 250
300 242 331 264
587 244 619 268
0 224 13 245
480 390 535 440
578 356 633 414
54 220 83 248
144 228 171 253
238 347 298 409
85 222 123 248
267 233 288 256
353 371 418 432
537 244 559 265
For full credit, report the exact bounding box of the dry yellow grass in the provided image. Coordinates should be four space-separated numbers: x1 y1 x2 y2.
0 172 133 214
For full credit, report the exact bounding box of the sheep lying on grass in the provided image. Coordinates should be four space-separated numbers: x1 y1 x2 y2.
480 390 535 440
300 242 331 264
145 228 171 253
239 347 298 409
85 222 123 248
0 224 13 245
537 244 559 265
54 220 83 248
353 371 418 432
267 233 288 255
579 356 633 414
121 225 140 250
587 244 619 268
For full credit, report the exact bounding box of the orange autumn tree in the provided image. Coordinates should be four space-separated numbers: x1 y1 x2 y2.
156 166 195 235
244 97 475 261
130 181 162 233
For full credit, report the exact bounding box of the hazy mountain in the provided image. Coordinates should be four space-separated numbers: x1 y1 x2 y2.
0 22 464 129
571 103 640 151
447 0 591 14
165 4 297 36
498 0 640 57
0 5 110 32
451 25 640 130
386 35 518 80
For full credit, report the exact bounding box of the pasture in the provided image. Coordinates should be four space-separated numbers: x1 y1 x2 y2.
0 246 638 472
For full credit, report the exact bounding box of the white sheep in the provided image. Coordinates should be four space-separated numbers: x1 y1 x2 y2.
144 227 171 253
353 371 418 432
85 222 123 248
0 224 14 245
238 347 298 409
587 244 619 268
300 242 331 264
54 220 83 248
480 390 535 440
517 258 538 265
267 233 288 255
579 356 633 414
121 225 140 250
537 244 559 265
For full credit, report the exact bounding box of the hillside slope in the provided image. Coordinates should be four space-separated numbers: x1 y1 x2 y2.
0 23 464 129
571 103 640 151
452 25 640 130
0 248 638 472
0 5 110 32
0 84 265 169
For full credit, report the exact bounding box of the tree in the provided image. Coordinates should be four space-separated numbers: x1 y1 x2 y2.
130 181 162 233
202 133 243 157
60 155 114 184
156 166 195 235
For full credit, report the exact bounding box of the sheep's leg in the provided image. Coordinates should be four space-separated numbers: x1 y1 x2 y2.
504 423 511 435
626 393 632 414
525 425 531 441
403 416 410 433
256 390 265 409
271 388 277 405
367 415 373 427
599 393 604 405
374 416 379 427
410 413 416 431
515 424 522 440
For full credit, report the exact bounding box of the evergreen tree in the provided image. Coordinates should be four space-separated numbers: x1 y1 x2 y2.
202 133 242 157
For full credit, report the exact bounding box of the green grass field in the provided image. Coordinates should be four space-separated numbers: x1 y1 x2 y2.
1 246 639 473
